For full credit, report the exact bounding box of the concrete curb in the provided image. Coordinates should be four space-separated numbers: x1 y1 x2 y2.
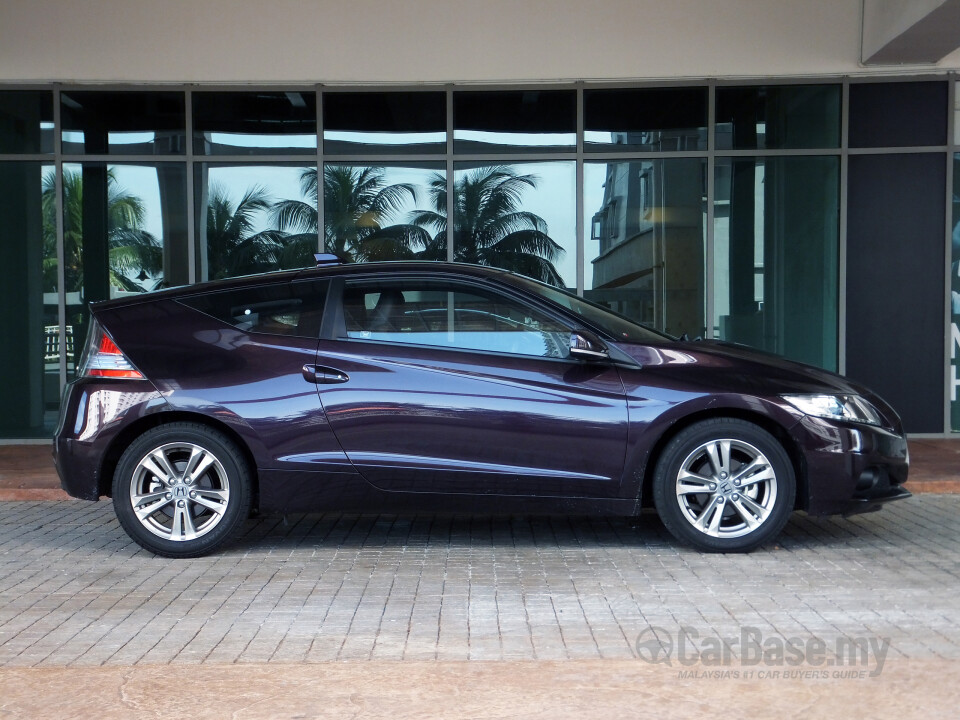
0 659 957 719
0 488 71 501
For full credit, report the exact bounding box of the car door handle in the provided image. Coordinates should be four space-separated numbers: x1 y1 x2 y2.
302 364 350 384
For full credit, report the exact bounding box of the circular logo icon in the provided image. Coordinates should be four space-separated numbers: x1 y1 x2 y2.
636 626 673 665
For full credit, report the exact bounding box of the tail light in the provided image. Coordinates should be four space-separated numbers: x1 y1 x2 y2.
80 320 144 379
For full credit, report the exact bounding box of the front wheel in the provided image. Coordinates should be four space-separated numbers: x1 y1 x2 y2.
112 423 252 558
652 418 795 553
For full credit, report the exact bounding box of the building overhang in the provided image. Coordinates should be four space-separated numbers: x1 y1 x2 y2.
862 0 960 65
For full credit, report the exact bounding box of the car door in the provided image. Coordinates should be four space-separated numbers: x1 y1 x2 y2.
309 274 629 498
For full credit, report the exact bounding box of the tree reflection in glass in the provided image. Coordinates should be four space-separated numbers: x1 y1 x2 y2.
42 167 163 294
275 166 433 263
415 166 567 286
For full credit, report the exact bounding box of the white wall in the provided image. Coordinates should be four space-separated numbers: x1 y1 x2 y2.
1 0 958 85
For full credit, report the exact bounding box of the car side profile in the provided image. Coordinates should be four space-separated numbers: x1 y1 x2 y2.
54 258 910 557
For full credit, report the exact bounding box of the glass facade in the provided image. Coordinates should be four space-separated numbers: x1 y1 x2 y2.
715 85 841 150
713 156 839 370
0 91 53 154
453 90 576 153
61 161 188 376
0 161 57 436
585 158 706 338
850 82 947 148
454 161 576 288
195 163 315 281
323 92 446 155
61 91 186 155
584 87 707 152
192 91 317 155
322 163 444 263
0 80 956 437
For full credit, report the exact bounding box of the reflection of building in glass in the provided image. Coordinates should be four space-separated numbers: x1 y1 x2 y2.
588 131 705 338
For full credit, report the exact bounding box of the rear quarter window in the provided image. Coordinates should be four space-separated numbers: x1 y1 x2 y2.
178 280 328 338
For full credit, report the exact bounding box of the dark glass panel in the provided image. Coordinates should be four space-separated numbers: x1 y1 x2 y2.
713 156 839 370
849 81 947 148
453 90 575 153
585 158 706 338
848 153 945 432
193 92 317 155
323 92 446 154
584 87 708 152
0 162 58 437
715 85 840 150
61 91 186 155
0 91 53 154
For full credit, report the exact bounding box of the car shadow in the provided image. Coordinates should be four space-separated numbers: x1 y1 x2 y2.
222 508 900 556
5 500 909 560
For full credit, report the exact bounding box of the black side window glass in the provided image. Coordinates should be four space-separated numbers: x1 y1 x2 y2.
179 279 327 338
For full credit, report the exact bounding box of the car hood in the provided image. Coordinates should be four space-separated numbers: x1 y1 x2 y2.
615 338 891 407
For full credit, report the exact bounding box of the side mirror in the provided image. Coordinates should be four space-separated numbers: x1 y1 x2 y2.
569 330 609 361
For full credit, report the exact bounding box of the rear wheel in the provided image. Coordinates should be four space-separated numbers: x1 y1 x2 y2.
652 418 795 552
112 423 251 558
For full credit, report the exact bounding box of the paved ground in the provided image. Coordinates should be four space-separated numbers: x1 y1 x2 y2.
0 497 958 717
1 498 958 666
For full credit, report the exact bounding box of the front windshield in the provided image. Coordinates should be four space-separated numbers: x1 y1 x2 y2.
508 275 674 343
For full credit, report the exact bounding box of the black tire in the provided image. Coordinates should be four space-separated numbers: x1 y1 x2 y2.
112 422 252 558
652 418 795 553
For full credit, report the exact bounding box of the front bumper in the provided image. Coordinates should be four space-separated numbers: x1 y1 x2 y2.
841 483 912 516
791 414 910 516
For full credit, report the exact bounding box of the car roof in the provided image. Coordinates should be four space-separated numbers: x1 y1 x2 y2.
296 260 510 282
89 261 514 311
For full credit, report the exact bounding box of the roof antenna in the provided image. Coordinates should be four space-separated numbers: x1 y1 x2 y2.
314 253 342 267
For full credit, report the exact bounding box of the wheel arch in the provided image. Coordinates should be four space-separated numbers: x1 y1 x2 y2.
638 407 808 512
97 411 260 508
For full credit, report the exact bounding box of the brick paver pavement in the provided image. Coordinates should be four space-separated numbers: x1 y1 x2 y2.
0 497 958 668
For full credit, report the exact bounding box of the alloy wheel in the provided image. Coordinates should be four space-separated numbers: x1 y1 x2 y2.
127 441 231 542
674 438 778 539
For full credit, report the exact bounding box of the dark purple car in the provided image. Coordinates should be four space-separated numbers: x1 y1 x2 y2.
54 258 910 557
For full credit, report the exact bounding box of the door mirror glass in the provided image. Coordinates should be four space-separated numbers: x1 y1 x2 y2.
569 331 609 361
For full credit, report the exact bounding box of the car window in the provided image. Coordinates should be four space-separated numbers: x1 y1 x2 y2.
506 274 674 342
341 279 571 359
179 279 328 338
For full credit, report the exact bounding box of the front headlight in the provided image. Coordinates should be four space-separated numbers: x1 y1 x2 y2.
781 394 883 427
